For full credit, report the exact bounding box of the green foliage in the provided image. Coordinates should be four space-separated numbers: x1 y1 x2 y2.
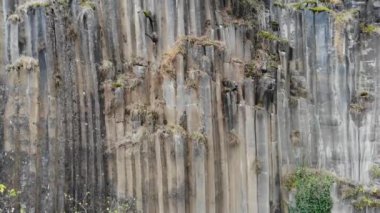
0 184 6 193
333 9 359 24
339 182 380 210
244 62 259 78
65 192 137 213
273 1 286 8
105 197 137 213
190 132 207 144
287 168 334 213
142 10 153 18
235 0 264 26
340 184 364 199
286 0 332 13
111 82 124 89
360 24 380 34
270 21 280 31
239 0 265 15
288 0 318 10
57 0 70 7
80 0 96 10
0 183 22 212
309 6 332 13
353 196 380 210
370 165 380 179
257 31 288 46
27 2 51 8
258 31 281 41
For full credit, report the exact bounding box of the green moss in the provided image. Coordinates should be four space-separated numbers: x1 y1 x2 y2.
190 132 207 144
286 168 334 213
360 24 380 34
28 2 50 8
309 6 332 13
257 31 288 45
80 0 96 10
111 82 124 89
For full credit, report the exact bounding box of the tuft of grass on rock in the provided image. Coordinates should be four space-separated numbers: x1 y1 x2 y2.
309 6 332 13
160 36 224 78
360 24 380 35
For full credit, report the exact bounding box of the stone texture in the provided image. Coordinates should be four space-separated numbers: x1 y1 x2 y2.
0 0 380 212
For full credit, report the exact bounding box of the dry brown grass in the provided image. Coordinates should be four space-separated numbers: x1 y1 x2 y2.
160 36 225 78
17 1 50 14
332 9 359 62
6 56 39 72
7 14 21 23
189 132 207 144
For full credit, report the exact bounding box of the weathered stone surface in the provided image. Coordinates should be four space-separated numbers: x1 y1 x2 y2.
1 0 380 212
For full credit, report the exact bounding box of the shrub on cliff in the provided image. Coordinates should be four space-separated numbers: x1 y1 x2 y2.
287 168 334 213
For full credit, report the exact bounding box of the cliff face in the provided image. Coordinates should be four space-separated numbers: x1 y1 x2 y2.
1 0 380 212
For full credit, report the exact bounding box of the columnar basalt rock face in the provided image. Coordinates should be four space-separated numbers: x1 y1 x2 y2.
0 0 380 212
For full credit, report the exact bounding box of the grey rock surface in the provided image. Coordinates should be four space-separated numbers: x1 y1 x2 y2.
0 0 379 212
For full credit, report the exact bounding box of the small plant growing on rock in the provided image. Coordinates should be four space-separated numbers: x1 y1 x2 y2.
160 36 224 78
334 9 359 24
288 0 318 10
17 1 51 13
349 103 366 113
340 183 364 199
6 56 39 72
290 130 301 146
258 31 280 41
99 60 114 81
370 165 380 179
286 168 334 213
270 21 280 31
360 24 380 35
353 196 380 210
80 0 96 10
57 0 70 7
7 14 21 23
0 183 22 212
190 132 207 144
227 131 239 146
273 1 286 8
111 82 124 89
309 6 331 13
